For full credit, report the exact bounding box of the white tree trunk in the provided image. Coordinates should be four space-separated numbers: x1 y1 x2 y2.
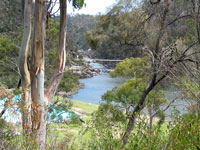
31 0 47 149
19 0 68 149
18 0 32 135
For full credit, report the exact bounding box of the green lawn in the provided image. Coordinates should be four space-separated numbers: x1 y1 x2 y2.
46 99 98 146
71 99 99 115
52 96 99 115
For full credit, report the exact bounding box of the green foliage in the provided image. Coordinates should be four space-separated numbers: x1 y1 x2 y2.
0 112 199 149
69 0 85 9
74 104 124 150
176 76 200 115
0 0 22 39
86 0 147 59
0 36 19 88
110 57 149 78
52 96 72 109
0 0 23 87
71 110 199 150
67 14 96 50
80 54 169 149
68 112 81 125
146 90 168 112
46 19 59 52
126 118 168 150
72 59 85 66
0 86 18 149
106 57 168 122
46 18 77 54
95 102 126 124
103 78 147 105
102 78 168 121
55 14 95 51
0 36 19 60
58 71 79 92
168 112 200 150
0 119 17 149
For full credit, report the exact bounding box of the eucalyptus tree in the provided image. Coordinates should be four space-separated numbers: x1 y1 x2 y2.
18 0 84 149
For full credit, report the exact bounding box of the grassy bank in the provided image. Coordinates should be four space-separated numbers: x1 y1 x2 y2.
71 99 98 115
46 99 98 148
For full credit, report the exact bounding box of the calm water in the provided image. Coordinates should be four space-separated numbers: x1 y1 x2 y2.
0 62 190 123
72 62 190 118
71 62 124 104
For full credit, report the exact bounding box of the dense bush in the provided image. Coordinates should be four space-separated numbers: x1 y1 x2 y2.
70 109 200 150
0 36 19 88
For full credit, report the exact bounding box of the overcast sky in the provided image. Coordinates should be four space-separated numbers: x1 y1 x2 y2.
67 0 116 15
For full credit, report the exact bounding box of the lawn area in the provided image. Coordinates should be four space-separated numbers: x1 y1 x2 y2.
71 99 99 115
52 96 99 115
46 99 98 146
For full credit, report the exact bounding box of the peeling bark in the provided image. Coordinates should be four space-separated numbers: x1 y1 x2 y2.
31 0 47 149
18 0 32 135
18 0 69 149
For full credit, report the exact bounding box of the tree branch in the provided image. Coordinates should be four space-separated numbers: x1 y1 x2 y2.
45 0 67 103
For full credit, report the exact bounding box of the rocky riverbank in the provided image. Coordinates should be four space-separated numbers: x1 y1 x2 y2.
97 61 117 69
58 58 106 98
58 54 117 98
70 64 100 79
69 58 109 79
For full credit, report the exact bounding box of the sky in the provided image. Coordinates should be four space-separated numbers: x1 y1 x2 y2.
67 0 116 15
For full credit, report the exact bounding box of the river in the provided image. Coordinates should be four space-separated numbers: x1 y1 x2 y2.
72 61 189 119
0 62 189 123
71 62 125 104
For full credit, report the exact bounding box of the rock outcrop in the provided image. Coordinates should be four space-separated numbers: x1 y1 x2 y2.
69 60 101 79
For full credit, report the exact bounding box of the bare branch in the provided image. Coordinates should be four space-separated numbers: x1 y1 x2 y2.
168 14 192 26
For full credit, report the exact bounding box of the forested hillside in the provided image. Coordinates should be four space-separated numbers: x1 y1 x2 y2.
0 0 22 88
54 14 96 50
67 14 96 50
86 0 197 59
0 0 200 150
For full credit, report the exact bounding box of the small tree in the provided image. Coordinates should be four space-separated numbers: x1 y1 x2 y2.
103 57 169 129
